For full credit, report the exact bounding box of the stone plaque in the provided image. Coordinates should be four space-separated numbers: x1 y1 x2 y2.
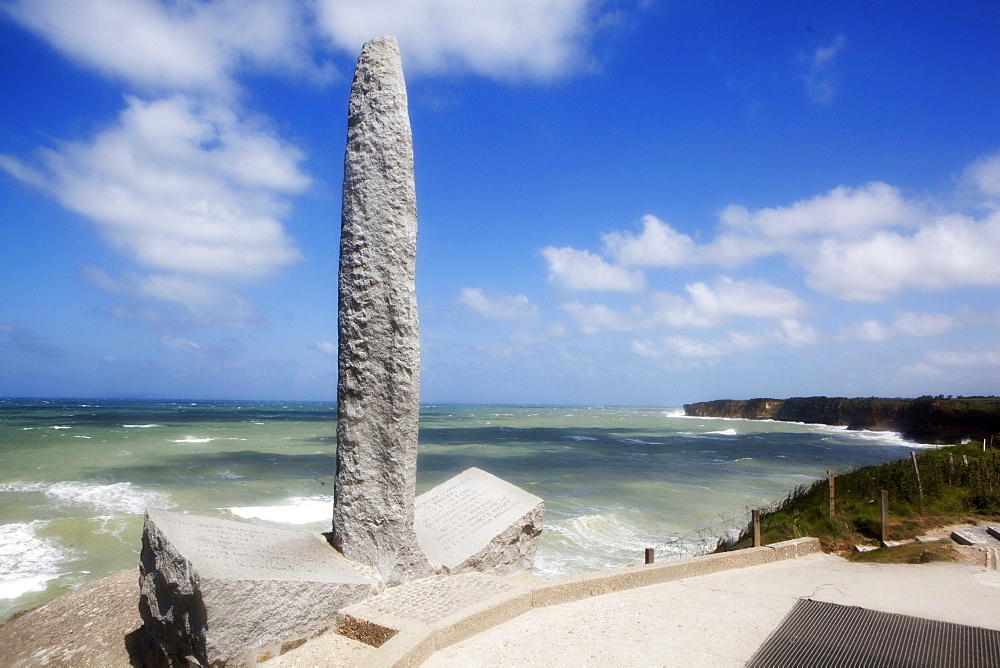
139 509 378 666
414 468 544 575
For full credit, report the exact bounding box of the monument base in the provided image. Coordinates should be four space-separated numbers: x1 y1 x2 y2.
139 510 380 666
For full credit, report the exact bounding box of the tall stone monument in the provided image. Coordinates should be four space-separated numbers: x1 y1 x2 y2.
332 35 435 586
137 35 545 665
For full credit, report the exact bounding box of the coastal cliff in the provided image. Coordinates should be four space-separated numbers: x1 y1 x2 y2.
683 396 1000 444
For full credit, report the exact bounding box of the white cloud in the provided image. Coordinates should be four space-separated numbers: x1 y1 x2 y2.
3 2 324 335
596 182 924 271
315 0 597 80
603 214 697 267
10 0 612 87
541 246 645 293
965 152 1000 200
314 341 337 355
774 318 820 347
803 34 846 105
562 277 805 334
162 335 203 352
657 331 766 359
568 153 1000 306
904 346 1000 379
83 267 265 329
841 311 957 342
459 288 538 320
840 319 892 342
652 276 805 327
922 349 1000 368
562 302 638 334
2 95 307 282
813 34 847 68
5 0 331 95
630 319 819 363
808 210 1000 301
892 312 956 337
717 182 918 244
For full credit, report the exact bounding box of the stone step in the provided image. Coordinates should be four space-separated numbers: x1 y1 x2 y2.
950 525 1000 546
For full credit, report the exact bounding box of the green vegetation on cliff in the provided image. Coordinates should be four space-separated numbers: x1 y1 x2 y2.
684 395 1000 444
722 444 1000 554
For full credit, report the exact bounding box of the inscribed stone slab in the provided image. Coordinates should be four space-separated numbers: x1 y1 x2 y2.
414 467 544 575
139 509 377 666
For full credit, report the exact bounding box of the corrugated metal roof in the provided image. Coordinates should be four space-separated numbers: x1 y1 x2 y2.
747 598 1000 667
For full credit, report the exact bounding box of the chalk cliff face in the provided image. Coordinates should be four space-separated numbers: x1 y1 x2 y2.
683 396 1000 444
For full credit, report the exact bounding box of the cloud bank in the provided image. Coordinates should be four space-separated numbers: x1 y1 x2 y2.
2 0 621 334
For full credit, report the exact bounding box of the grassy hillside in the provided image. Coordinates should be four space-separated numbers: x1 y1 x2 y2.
721 443 1000 553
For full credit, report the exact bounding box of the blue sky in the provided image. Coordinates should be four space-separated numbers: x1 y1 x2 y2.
1 0 999 405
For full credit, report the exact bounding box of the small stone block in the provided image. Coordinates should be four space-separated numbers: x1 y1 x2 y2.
415 468 544 575
139 509 377 666
987 526 1000 542
952 530 978 546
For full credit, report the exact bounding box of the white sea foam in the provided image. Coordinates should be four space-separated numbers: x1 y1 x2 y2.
1 481 172 515
563 435 598 441
123 424 160 428
662 408 686 417
48 481 172 514
707 428 738 436
227 496 333 525
171 436 214 443
533 512 706 576
616 437 662 445
0 522 68 600
50 426 71 430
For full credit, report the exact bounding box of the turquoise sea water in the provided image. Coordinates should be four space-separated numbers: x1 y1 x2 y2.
0 399 928 622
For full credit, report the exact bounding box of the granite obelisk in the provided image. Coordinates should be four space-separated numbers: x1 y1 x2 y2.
332 35 434 586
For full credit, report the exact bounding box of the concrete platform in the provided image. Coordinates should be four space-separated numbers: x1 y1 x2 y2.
5 536 1000 667
271 538 821 666
271 535 1000 667
418 553 1000 667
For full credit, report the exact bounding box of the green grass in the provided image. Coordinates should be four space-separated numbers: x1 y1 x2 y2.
720 444 1000 552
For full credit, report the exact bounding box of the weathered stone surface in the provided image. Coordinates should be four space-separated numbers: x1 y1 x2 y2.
138 509 378 666
333 34 434 586
415 468 544 575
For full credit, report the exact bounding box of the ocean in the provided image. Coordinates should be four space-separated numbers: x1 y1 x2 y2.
0 399 928 623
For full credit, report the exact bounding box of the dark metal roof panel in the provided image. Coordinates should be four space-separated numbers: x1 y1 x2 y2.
747 598 1000 667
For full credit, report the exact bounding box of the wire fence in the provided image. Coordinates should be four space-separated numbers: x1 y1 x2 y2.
618 506 762 567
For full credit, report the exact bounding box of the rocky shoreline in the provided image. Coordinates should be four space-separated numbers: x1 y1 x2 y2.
683 396 1000 444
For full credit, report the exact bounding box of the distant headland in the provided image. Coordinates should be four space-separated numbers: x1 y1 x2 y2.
683 396 1000 445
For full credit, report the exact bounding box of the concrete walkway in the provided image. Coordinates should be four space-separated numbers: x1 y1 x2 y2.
421 553 1000 667
3 537 999 667
271 537 1000 667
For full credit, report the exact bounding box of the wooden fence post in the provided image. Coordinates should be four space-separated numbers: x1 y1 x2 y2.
645 547 654 564
751 509 761 547
880 489 889 545
828 470 836 517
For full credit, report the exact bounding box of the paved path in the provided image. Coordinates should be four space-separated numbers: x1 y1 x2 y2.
4 545 999 666
421 553 1000 667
